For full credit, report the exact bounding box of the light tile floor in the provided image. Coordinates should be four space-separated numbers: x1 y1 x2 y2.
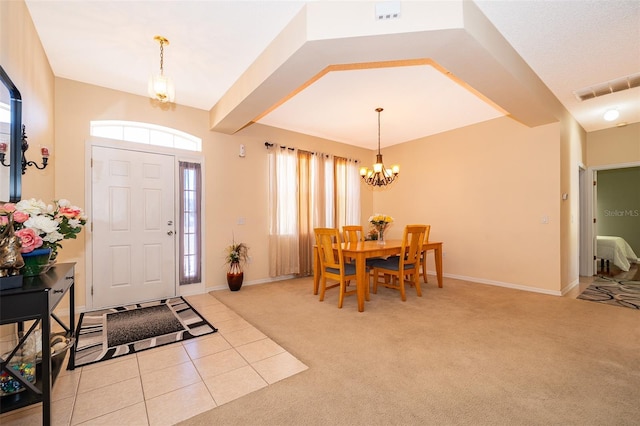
0 293 308 425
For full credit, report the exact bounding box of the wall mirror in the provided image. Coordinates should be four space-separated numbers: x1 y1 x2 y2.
0 65 22 203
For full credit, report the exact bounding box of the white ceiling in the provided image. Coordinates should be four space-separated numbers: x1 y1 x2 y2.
25 0 640 150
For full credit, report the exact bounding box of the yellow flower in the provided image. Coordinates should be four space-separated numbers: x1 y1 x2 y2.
368 213 394 226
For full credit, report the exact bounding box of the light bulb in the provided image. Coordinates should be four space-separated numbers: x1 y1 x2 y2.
603 109 619 122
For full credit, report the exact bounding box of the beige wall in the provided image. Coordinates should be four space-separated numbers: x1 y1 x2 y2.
560 111 587 292
586 122 640 167
55 78 374 307
378 118 562 292
0 0 55 201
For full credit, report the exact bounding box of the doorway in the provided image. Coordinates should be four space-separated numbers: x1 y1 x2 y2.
580 162 640 278
90 145 176 308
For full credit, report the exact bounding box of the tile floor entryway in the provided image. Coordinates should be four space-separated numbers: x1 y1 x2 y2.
0 293 308 425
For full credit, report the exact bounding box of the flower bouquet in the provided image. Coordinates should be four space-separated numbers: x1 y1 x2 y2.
368 214 394 245
0 199 87 276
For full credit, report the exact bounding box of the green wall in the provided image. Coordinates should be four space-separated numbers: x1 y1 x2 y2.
597 166 640 255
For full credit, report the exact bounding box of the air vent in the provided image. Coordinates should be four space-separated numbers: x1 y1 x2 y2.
375 1 401 20
574 72 640 101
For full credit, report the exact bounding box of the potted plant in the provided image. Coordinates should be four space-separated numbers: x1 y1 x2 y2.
225 240 249 291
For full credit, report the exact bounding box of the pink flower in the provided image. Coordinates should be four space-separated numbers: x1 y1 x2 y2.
15 228 44 253
2 203 16 213
13 211 30 223
58 206 82 219
0 216 7 226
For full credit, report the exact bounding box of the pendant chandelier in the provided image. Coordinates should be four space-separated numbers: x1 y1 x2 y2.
148 35 175 103
360 107 399 187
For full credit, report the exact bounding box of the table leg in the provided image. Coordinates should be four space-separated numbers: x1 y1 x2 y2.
435 246 443 288
356 252 367 312
313 246 320 295
422 251 428 283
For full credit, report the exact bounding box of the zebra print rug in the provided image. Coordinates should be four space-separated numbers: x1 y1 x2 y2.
74 297 217 367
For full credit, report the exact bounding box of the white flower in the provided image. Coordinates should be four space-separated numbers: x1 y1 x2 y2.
16 198 48 215
24 215 59 234
68 218 81 228
57 199 71 207
43 230 64 243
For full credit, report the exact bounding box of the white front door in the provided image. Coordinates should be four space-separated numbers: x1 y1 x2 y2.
92 146 176 308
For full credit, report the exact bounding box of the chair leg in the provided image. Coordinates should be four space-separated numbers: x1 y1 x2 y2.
399 275 406 301
372 269 379 294
422 256 428 283
338 279 345 308
319 277 326 301
414 271 422 297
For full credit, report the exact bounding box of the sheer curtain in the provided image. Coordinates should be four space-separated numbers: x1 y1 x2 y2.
268 146 359 278
346 159 361 227
268 147 300 277
311 153 334 229
297 151 313 276
334 157 361 230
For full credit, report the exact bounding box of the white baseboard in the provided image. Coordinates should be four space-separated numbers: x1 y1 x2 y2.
66 272 569 317
561 279 580 295
432 271 563 296
207 274 297 293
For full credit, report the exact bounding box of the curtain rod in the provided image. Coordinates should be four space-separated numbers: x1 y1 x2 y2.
264 141 360 163
264 141 294 151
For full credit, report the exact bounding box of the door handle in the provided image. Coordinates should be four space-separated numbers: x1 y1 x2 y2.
167 231 174 236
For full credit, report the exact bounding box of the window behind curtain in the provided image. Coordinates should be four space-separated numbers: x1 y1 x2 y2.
179 162 202 285
268 146 361 277
268 147 300 277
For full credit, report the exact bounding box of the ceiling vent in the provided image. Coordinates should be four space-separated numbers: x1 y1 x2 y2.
574 72 640 101
375 1 401 20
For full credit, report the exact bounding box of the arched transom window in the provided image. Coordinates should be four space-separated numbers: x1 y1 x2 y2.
90 120 202 152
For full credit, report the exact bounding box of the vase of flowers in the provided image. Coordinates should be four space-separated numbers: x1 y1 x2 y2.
369 214 394 245
225 240 249 291
0 199 87 277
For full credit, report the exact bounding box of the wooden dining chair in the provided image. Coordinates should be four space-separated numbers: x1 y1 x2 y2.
342 225 365 243
371 225 427 301
342 225 382 285
314 228 357 308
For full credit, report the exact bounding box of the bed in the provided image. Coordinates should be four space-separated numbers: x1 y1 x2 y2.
596 236 639 272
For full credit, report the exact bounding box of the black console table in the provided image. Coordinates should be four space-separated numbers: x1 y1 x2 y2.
0 263 75 426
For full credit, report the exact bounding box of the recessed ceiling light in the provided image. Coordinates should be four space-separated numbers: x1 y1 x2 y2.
603 109 620 121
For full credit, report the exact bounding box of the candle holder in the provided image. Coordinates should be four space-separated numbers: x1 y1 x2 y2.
0 125 49 174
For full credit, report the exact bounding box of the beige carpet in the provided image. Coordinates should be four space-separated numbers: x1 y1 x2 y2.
181 276 639 426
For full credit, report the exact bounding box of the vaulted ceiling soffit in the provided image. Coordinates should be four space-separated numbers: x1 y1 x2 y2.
208 1 558 142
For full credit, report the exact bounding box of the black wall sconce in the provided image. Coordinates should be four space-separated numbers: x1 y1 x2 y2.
0 125 49 175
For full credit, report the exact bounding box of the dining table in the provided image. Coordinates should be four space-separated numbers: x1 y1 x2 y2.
313 239 444 312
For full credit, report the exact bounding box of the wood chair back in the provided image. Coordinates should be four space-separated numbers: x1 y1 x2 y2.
410 224 433 284
342 225 365 243
401 225 427 267
315 228 343 271
314 227 357 308
371 224 427 301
